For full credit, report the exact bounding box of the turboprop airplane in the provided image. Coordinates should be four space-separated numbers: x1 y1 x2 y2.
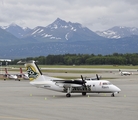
25 61 121 97
3 68 18 80
16 68 29 80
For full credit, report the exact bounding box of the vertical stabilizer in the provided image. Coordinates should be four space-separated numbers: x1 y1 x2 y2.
24 60 45 81
5 68 8 74
20 68 23 74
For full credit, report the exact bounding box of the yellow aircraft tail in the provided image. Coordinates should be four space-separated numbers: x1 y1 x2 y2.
24 60 45 81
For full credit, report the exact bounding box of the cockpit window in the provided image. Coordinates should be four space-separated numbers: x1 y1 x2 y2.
103 82 112 85
103 82 107 85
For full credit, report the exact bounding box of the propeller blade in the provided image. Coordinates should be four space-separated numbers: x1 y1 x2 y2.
81 75 86 86
96 74 99 80
81 75 83 80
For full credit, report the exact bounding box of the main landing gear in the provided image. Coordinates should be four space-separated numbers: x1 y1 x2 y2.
66 93 71 97
66 92 87 97
111 93 115 97
65 75 87 97
82 92 86 96
66 87 72 97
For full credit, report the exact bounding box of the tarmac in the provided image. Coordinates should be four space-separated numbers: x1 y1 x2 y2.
0 69 138 120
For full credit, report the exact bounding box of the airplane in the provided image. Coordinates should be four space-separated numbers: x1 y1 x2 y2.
25 60 121 97
3 68 18 80
119 71 132 76
16 68 29 80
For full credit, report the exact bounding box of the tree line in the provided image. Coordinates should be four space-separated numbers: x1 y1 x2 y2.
10 53 138 65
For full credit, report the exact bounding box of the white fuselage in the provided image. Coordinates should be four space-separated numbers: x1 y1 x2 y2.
5 74 18 79
120 72 131 76
23 74 29 79
17 74 29 80
30 78 121 94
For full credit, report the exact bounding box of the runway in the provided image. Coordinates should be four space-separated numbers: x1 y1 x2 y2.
0 70 138 120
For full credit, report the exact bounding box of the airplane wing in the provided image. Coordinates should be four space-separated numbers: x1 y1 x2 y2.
52 80 85 88
30 80 83 88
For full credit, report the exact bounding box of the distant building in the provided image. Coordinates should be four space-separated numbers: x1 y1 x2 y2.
0 59 11 66
0 59 11 62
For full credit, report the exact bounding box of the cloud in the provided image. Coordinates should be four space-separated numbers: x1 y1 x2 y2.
0 0 138 31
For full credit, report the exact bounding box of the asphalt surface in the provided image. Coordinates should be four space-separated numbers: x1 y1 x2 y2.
0 70 138 120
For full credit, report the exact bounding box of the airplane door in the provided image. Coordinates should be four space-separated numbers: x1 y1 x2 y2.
92 84 96 91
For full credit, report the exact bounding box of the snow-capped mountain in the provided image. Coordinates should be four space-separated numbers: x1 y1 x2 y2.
2 20 138 40
0 27 20 45
96 26 138 39
0 18 138 58
24 18 104 41
1 23 31 38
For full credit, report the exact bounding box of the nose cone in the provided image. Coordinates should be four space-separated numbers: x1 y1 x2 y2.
113 85 121 92
116 87 121 93
118 87 121 92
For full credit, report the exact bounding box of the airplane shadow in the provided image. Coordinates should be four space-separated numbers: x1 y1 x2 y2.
32 93 114 100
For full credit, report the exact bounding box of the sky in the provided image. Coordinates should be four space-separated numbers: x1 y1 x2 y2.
0 0 138 31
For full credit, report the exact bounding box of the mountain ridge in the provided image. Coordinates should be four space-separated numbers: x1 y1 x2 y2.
96 26 138 39
0 18 138 58
1 18 138 40
23 18 104 42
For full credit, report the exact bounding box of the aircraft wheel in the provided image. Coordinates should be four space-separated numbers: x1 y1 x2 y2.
111 93 115 97
66 93 71 97
82 92 86 96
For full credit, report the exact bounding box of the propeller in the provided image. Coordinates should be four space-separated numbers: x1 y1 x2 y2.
96 74 100 80
81 75 86 86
